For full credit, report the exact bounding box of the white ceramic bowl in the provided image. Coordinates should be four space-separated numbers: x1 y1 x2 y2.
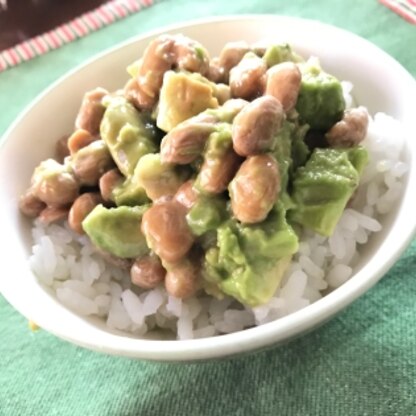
1 15 415 361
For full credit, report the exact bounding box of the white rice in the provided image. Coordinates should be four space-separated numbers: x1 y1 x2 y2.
28 85 407 340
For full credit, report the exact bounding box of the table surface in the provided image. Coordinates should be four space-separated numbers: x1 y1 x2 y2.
1 1 416 415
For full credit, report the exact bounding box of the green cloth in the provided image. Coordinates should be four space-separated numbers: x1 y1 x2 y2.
1 0 415 414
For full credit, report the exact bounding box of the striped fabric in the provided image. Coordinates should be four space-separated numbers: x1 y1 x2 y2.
0 0 154 72
379 0 416 24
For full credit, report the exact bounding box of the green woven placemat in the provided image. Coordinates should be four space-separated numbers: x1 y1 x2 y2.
1 1 415 415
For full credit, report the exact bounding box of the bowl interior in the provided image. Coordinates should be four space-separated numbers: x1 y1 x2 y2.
1 16 415 361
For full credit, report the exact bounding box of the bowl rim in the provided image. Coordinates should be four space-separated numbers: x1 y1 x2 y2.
1 14 416 361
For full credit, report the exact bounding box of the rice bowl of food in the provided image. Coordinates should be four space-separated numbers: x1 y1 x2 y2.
1 15 415 361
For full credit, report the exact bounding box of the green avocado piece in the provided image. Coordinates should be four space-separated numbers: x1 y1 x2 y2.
347 146 369 175
262 44 304 67
267 119 310 211
288 146 368 236
100 97 158 176
238 202 299 263
156 71 219 132
203 202 299 306
272 121 293 194
291 122 310 171
112 174 149 207
82 204 149 258
218 255 292 307
111 149 152 207
296 59 345 130
205 123 232 154
186 196 227 237
271 117 310 183
134 153 189 201
184 72 230 105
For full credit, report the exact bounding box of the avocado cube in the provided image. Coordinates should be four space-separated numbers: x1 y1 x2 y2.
157 71 219 132
296 60 345 131
289 147 368 236
82 204 149 258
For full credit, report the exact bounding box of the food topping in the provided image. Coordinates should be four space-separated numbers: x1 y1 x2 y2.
131 254 166 289
232 95 284 156
325 107 369 147
229 154 281 224
229 52 267 99
20 35 370 308
265 62 302 113
75 87 108 135
141 199 195 263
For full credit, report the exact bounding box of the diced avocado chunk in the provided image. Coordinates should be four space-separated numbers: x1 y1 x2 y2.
205 123 232 155
112 175 149 207
220 255 292 307
263 44 304 67
270 118 309 203
347 147 369 175
185 72 230 105
291 123 310 170
100 97 158 176
157 71 219 132
82 204 149 258
135 153 189 200
186 196 227 237
203 202 299 306
238 202 299 264
272 121 293 194
289 146 368 236
296 59 345 130
205 107 239 124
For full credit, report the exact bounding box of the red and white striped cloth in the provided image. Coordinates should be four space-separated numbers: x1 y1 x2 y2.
0 0 154 73
1 0 413 73
379 0 416 24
